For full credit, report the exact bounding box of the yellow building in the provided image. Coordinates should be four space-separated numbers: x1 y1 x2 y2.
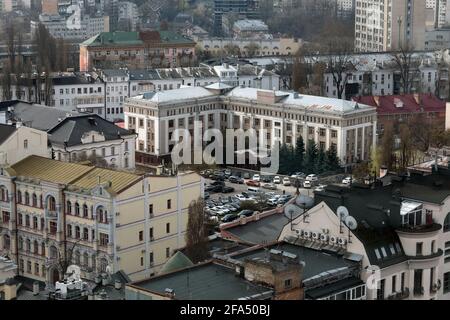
0 155 203 286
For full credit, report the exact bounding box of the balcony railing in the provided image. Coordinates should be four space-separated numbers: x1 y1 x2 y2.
397 223 442 234
387 288 409 300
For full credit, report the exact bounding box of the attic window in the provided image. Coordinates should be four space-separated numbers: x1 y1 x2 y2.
395 242 402 253
374 249 381 260
389 244 396 255
380 247 388 258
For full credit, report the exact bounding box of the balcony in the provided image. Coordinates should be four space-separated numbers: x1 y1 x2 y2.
396 223 442 234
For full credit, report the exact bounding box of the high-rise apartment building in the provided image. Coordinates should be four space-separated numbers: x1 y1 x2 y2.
355 0 426 52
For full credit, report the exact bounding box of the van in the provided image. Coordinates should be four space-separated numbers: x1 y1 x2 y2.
247 187 260 194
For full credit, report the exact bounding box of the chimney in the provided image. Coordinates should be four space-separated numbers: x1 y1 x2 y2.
114 280 122 290
373 96 380 107
413 93 420 105
3 279 17 300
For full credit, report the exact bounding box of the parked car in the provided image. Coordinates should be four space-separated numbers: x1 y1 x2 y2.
224 169 232 177
229 176 244 184
273 176 281 184
277 195 292 205
252 174 261 182
221 186 235 193
235 194 248 201
305 174 318 182
314 185 326 192
290 172 305 179
262 183 277 190
267 198 279 206
342 177 352 185
261 176 272 183
246 180 260 187
204 192 210 199
238 210 254 218
283 177 291 186
211 181 225 186
243 172 251 179
221 214 238 223
211 174 225 181
303 180 312 188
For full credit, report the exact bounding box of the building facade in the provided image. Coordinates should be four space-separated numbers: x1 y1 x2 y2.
0 156 203 285
355 0 426 52
79 31 197 72
124 85 377 166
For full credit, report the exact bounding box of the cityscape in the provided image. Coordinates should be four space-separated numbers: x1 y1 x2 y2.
0 0 450 307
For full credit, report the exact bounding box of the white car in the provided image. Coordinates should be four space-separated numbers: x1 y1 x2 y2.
273 176 281 184
282 177 291 186
314 185 326 192
303 180 312 188
234 194 248 201
306 174 318 182
267 198 280 206
342 177 352 185
252 174 261 182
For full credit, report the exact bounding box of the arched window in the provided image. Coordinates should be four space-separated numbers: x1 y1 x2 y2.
26 239 31 252
97 207 108 224
67 201 72 214
75 203 80 216
3 234 10 249
100 258 108 273
83 227 89 241
17 191 22 203
67 224 72 238
47 196 56 211
18 237 23 250
33 240 39 254
25 215 30 228
32 193 37 207
39 195 43 208
50 245 58 259
75 226 80 239
125 141 129 151
33 216 38 229
25 192 30 205
0 187 8 202
444 213 450 232
83 204 89 218
83 252 89 268
41 242 46 256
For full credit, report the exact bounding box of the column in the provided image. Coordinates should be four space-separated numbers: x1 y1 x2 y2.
239 115 244 129
361 126 366 160
325 128 330 150
227 111 233 129
154 118 160 156
164 119 169 155
314 126 319 145
292 122 297 149
354 128 358 161
372 120 377 148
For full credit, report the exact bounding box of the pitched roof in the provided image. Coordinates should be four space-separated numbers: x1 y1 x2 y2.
47 115 132 147
159 251 194 274
11 155 93 185
352 94 446 115
0 124 17 144
71 167 141 194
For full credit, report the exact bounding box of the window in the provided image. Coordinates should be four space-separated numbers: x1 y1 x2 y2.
23 139 28 149
444 213 450 232
27 261 32 273
377 279 385 300
414 269 423 295
416 242 423 256
166 247 170 258
33 216 38 229
149 204 153 216
284 279 292 289
99 233 109 246
33 240 38 254
67 201 72 214
47 196 56 211
67 224 72 238
0 187 7 202
3 234 10 249
167 199 171 209
32 194 37 207
50 246 58 259
392 275 397 293
18 213 22 226
17 191 22 203
25 192 30 205
83 204 89 218
25 215 30 227
75 203 80 216
83 228 89 241
75 226 80 239
139 231 143 241
149 227 154 240
166 223 170 234
444 272 450 294
2 211 10 224
41 243 45 256
140 256 144 266
149 252 154 264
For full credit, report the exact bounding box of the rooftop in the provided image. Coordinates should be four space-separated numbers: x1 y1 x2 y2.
232 242 357 280
0 124 17 145
81 31 195 47
234 19 269 32
130 261 273 300
47 114 133 147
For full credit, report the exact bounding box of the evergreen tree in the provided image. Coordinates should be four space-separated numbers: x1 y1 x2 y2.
325 145 340 171
294 136 305 172
279 143 294 174
304 140 318 173
316 147 326 173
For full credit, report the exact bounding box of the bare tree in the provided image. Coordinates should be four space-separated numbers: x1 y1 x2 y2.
390 44 420 94
185 198 210 263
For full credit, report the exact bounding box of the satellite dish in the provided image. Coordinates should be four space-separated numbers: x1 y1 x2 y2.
337 206 349 221
66 265 81 281
284 204 301 219
295 194 314 208
345 216 358 230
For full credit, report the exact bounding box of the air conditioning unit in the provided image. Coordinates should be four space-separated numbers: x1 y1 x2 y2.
320 234 329 242
330 236 337 244
295 229 303 236
303 230 311 238
338 237 347 245
312 231 320 240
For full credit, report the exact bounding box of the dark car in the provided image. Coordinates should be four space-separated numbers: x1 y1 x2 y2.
205 185 223 193
246 180 260 187
238 209 254 218
211 174 225 181
221 186 235 193
211 181 225 186
221 214 238 223
228 176 244 184
261 176 272 183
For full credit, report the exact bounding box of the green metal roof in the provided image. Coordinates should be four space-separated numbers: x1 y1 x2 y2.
159 251 194 274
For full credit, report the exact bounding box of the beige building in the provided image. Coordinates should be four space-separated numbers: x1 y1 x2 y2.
0 156 203 286
0 124 48 166
355 0 426 52
124 85 377 166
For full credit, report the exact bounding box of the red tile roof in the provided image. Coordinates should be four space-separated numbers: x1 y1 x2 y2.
352 94 446 115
